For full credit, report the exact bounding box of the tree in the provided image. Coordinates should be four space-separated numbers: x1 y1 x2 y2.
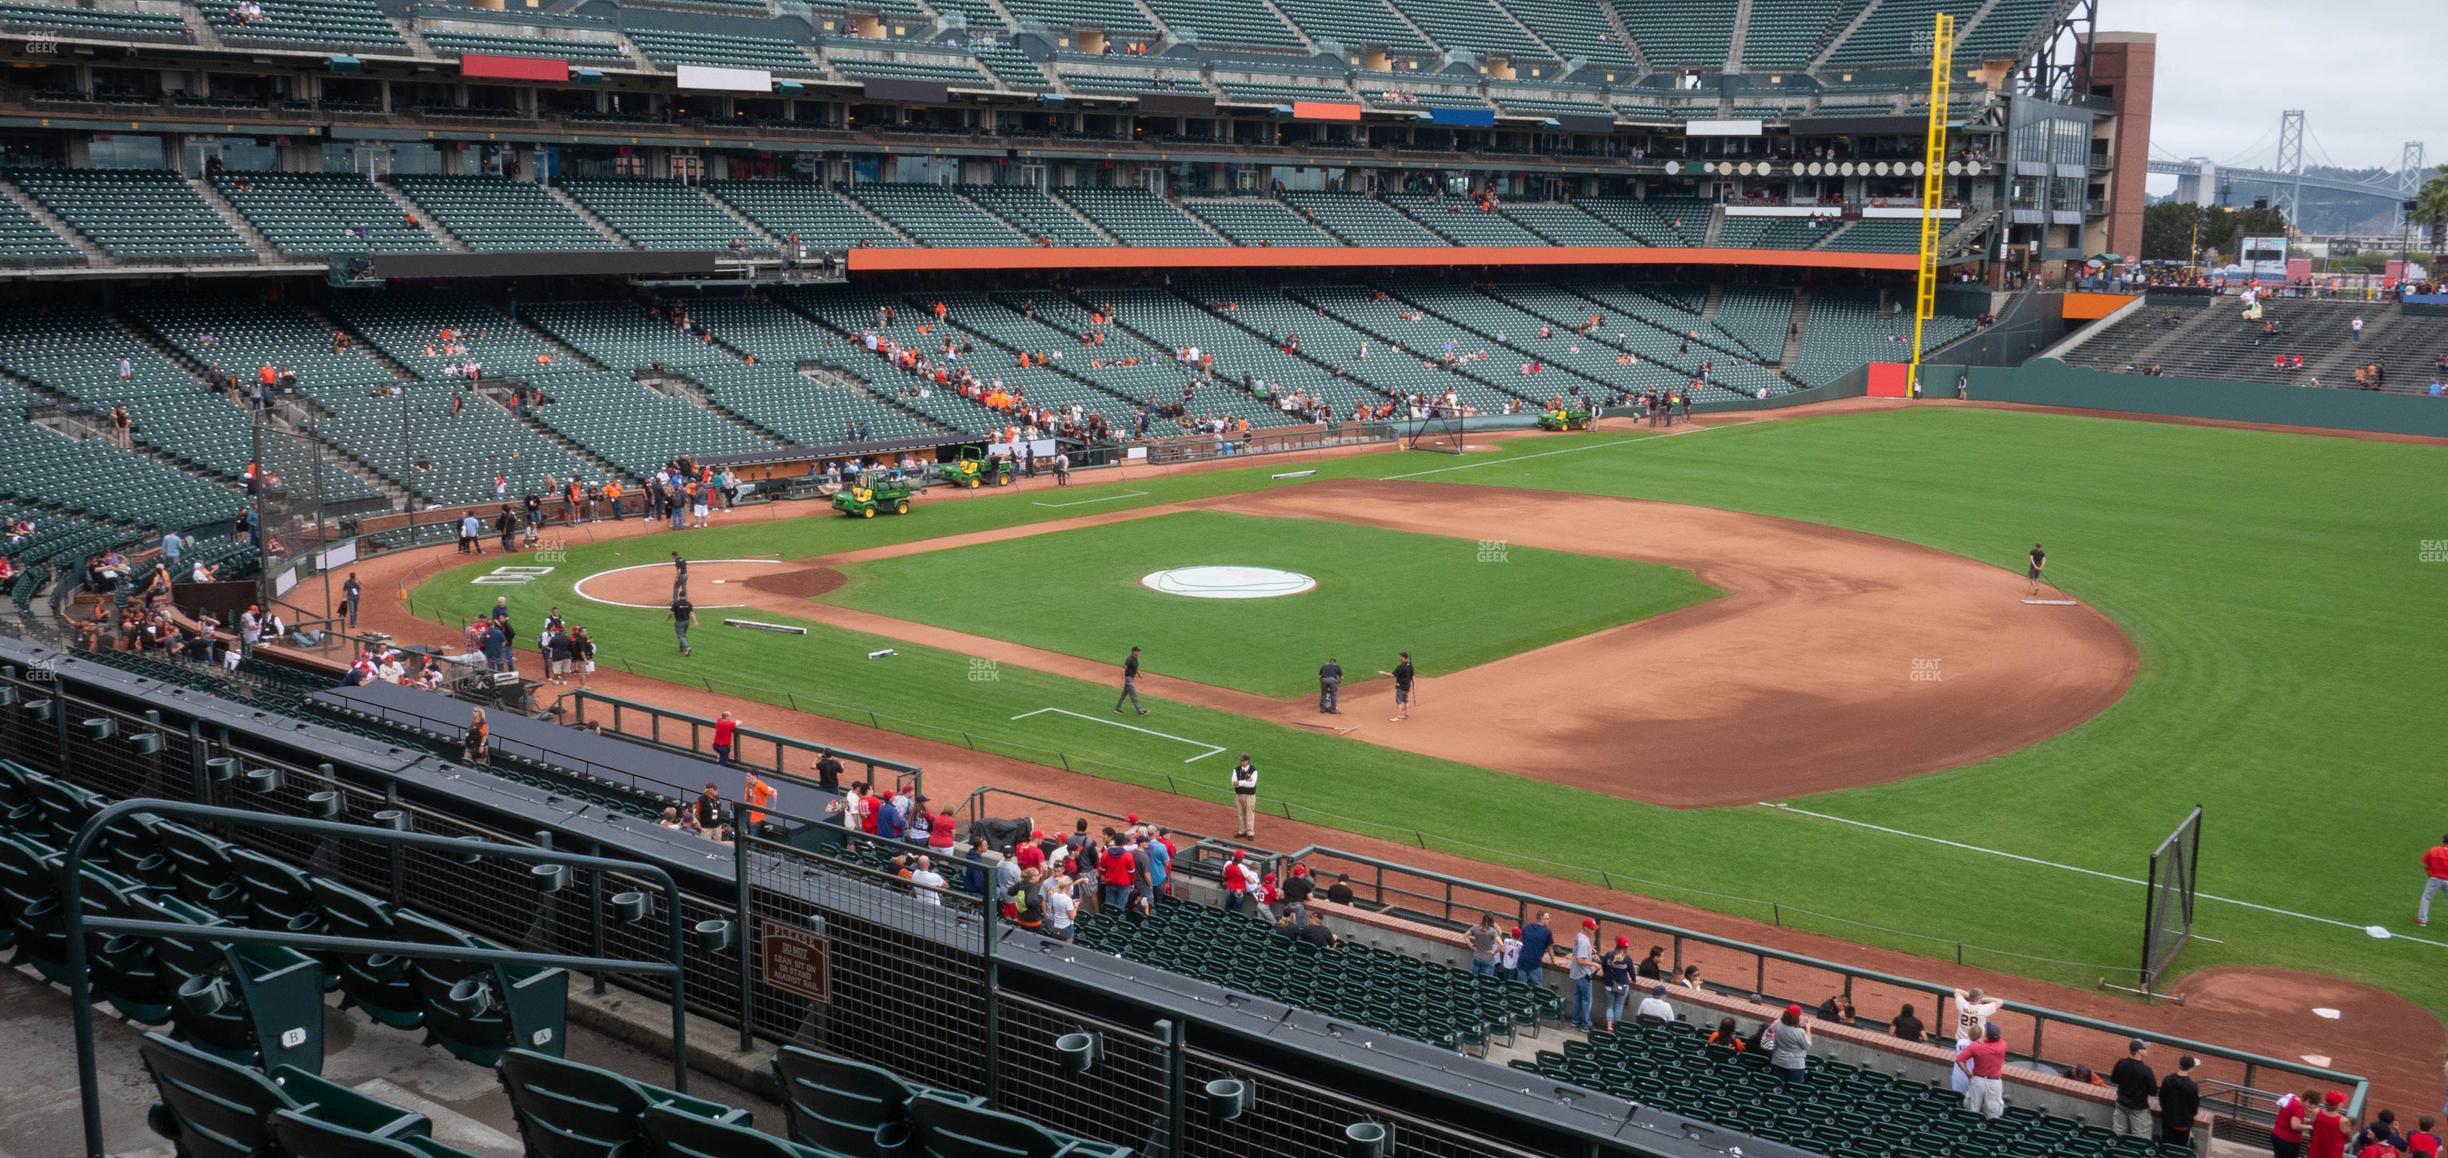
2414 164 2448 254
2141 202 2200 261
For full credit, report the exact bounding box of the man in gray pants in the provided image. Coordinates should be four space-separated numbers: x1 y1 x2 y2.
1317 657 1342 714
1113 646 1145 715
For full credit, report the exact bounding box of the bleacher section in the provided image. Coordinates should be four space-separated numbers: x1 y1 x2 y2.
558 177 764 251
9 169 253 262
2061 297 2414 386
389 175 620 253
213 172 445 257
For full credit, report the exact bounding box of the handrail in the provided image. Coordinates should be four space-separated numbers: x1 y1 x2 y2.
1279 843 2369 1119
560 686 921 802
60 797 700 1158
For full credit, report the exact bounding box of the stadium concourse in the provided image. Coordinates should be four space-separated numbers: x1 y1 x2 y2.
320 407 2444 1118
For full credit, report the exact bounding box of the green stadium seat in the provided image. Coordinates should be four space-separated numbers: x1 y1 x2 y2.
141 1031 426 1158
498 1046 750 1158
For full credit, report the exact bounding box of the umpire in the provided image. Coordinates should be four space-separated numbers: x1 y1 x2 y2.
1317 657 1342 715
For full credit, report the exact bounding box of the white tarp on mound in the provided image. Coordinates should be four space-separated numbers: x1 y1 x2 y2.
1140 566 1316 599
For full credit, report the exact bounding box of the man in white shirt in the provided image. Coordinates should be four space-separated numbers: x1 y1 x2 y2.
1042 877 1076 941
1950 986 2004 1092
908 856 945 906
1568 918 1600 1031
1635 985 1677 1023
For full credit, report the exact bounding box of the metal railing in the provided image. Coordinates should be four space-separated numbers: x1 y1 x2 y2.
559 686 920 802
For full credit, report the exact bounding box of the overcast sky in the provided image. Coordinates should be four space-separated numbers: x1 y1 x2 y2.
2106 0 2443 191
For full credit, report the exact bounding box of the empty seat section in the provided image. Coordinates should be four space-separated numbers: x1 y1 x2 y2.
970 43 1050 89
1268 0 1428 52
1000 0 1156 38
213 171 444 257
706 180 906 252
1715 214 1829 249
1820 218 1921 252
1498 202 1636 245
1093 285 1375 418
1053 187 1224 247
9 168 253 261
0 193 78 264
1951 0 2058 60
523 369 775 474
0 422 244 529
1280 192 1448 246
683 361 945 445
1397 0 1548 61
1385 194 1549 246
557 178 763 251
419 29 630 65
0 311 260 481
1574 197 1709 246
1183 198 1340 247
1738 0 1846 70
518 299 735 371
1492 281 1787 399
1708 288 1799 361
1140 0 1303 51
204 0 409 52
1056 69 1212 95
625 27 820 73
841 182 1028 246
1615 0 1735 66
828 51 994 85
0 0 186 40
1825 0 1984 66
1502 0 1637 71
389 175 619 252
1787 288 1969 386
957 184 1106 246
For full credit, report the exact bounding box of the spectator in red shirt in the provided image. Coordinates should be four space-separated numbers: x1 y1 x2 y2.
1015 833 1046 872
2309 1091 2351 1158
2407 1116 2441 1158
1955 1022 2008 1119
2418 835 2448 926
928 809 957 851
1221 850 1251 917
711 711 737 766
1096 838 1135 912
2273 1090 2314 1158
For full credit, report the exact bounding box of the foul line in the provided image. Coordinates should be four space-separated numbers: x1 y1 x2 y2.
1010 707 1227 763
1759 803 2448 950
1377 425 1712 481
1029 489 1149 509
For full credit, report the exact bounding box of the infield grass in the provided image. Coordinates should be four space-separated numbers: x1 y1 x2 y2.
821 509 1718 696
409 407 2448 1019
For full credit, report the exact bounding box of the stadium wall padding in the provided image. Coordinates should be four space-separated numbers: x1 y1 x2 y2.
1930 360 2448 437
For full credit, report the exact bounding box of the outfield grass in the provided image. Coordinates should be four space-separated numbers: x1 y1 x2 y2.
409 409 2448 1018
821 509 1717 696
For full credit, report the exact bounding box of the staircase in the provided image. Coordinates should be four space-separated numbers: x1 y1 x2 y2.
1723 0 1754 70
189 178 282 264
503 396 629 483
647 370 787 444
1700 284 1724 322
1251 0 1321 52
373 180 468 251
694 186 784 249
1780 291 1810 366
1938 205 2002 256
506 316 608 371
1808 0 1885 70
1701 206 1725 246
839 193 920 245
543 185 632 247
0 177 109 264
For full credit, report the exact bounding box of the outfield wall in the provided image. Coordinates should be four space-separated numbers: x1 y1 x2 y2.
1930 359 2448 438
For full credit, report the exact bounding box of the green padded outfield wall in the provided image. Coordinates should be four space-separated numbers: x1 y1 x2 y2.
1931 359 2448 438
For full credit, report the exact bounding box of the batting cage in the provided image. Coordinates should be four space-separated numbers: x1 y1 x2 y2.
2137 805 2203 999
1403 414 1466 454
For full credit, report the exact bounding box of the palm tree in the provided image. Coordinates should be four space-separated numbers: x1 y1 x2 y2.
2414 164 2448 256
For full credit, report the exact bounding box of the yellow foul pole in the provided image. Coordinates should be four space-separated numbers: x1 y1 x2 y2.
1909 11 1954 397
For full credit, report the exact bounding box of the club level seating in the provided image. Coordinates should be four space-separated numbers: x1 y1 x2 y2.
1140 0 1302 51
1813 97 1902 116
1821 218 1921 252
625 27 820 73
1386 194 1549 246
706 180 907 253
1279 191 1448 247
525 370 776 475
1737 0 1846 69
0 0 185 40
419 29 630 65
0 192 78 264
956 184 1106 246
557 178 762 252
8 168 253 262
203 0 409 52
212 172 443 258
919 0 1004 33
842 182 1028 247
828 52 994 85
1825 0 1985 66
1521 1020 2192 1158
1076 895 1555 1052
1182 198 1340 247
1052 186 1224 247
1498 202 1636 246
388 175 619 253
1268 0 1427 52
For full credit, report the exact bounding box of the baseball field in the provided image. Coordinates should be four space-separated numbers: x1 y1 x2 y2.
405 403 2446 1025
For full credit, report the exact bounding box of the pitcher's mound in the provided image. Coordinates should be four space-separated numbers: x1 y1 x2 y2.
574 559 787 609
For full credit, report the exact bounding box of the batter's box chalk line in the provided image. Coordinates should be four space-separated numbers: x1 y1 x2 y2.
1009 707 1226 763
1029 490 1148 509
2021 598 2081 606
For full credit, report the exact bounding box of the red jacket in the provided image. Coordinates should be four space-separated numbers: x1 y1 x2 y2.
1222 861 1248 894
2426 846 2448 880
713 719 736 747
1098 847 1134 887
